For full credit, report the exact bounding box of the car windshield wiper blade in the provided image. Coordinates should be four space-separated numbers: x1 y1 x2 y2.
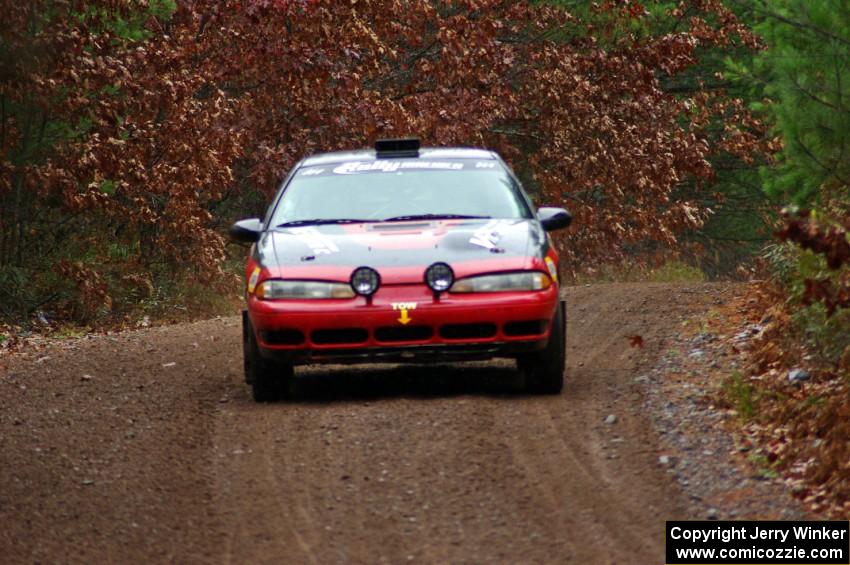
381 214 492 222
275 218 375 228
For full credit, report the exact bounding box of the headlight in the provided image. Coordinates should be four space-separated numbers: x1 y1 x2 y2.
450 271 552 293
255 280 355 299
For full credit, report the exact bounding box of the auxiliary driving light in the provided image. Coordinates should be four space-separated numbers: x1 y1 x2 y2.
350 266 381 297
425 262 454 293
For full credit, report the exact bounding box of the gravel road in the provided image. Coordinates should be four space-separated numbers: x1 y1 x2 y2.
1 283 753 563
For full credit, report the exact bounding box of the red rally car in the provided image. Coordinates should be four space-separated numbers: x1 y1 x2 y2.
229 139 573 401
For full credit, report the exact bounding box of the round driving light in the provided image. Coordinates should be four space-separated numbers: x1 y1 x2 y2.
350 266 381 296
425 262 454 292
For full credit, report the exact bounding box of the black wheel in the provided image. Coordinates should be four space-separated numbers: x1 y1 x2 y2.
518 300 566 394
243 312 294 402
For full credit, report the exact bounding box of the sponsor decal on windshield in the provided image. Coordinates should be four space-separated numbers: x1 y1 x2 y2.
333 161 465 174
297 161 470 177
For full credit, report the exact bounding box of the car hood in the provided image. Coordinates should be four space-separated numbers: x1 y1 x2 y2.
254 219 547 283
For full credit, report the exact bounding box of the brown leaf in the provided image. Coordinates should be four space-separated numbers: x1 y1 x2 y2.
627 334 645 349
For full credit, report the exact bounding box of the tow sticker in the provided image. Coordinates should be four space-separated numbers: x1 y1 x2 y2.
392 302 417 325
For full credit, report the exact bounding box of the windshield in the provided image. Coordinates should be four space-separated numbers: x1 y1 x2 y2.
270 159 530 226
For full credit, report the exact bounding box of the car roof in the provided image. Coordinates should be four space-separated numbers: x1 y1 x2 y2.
301 147 498 167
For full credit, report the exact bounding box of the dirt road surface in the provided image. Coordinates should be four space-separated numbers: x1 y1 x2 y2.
1 283 728 563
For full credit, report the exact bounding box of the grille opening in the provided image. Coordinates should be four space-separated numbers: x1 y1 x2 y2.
374 326 433 343
311 328 368 345
261 329 305 346
503 320 547 337
439 323 497 340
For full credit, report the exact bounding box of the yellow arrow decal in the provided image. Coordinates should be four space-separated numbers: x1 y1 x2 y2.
398 309 411 325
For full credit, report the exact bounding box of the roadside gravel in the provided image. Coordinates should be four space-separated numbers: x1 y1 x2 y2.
636 285 809 522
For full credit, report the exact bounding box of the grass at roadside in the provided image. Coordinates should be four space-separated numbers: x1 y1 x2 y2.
0 266 244 354
572 259 706 284
722 370 758 421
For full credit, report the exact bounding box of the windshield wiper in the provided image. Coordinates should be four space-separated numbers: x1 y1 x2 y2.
275 218 375 228
381 214 492 222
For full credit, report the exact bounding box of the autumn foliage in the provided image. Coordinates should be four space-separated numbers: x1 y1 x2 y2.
0 0 760 323
777 208 850 315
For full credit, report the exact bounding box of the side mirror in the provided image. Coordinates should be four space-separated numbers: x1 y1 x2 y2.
537 207 572 232
229 218 263 244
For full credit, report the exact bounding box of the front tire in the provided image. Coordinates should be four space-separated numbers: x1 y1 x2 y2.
518 300 566 394
243 312 294 402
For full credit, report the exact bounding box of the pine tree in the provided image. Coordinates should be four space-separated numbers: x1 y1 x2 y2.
751 0 850 204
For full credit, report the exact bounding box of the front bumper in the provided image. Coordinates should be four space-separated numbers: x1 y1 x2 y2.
248 284 559 365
